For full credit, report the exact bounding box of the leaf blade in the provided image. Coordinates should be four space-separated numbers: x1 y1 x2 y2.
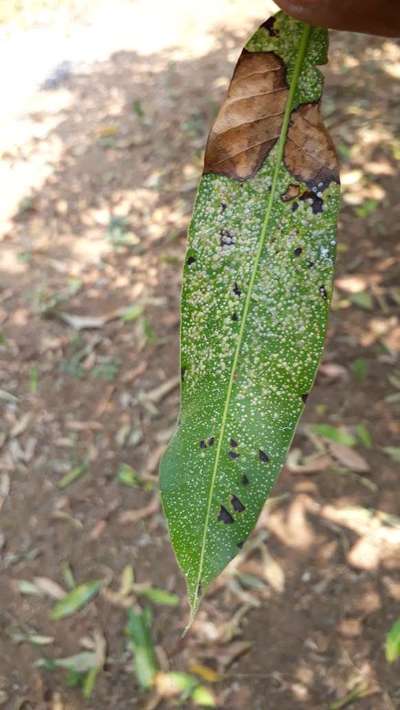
160 13 340 615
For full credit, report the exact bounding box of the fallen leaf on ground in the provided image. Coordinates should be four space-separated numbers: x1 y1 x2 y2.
287 449 332 474
50 580 102 620
328 442 370 472
118 496 159 524
34 577 66 600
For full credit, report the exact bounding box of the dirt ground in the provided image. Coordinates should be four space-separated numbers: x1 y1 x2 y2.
1 1 400 708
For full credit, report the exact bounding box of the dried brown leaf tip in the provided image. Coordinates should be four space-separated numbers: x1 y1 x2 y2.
285 103 339 189
203 50 287 180
204 47 339 188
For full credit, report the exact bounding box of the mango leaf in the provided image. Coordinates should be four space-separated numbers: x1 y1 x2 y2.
50 580 102 620
160 12 340 617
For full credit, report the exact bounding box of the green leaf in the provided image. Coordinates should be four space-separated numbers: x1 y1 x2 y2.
310 424 355 447
57 462 88 489
355 423 372 448
160 12 340 615
120 304 144 322
126 608 158 690
385 618 400 663
117 463 140 487
350 291 373 310
192 685 216 707
36 652 96 673
50 580 102 620
135 586 180 606
351 358 368 383
383 447 400 464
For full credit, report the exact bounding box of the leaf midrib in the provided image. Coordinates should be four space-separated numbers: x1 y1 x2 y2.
192 23 312 614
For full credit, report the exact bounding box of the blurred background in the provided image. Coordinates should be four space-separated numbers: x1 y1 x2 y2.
0 1 400 708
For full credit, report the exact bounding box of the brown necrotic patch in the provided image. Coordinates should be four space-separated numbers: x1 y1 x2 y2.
218 505 234 524
282 184 301 202
203 50 287 180
203 45 339 188
285 103 339 190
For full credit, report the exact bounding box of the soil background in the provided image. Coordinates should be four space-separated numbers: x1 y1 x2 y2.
0 1 400 708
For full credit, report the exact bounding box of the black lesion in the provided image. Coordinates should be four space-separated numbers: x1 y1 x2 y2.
294 247 303 257
230 438 238 448
302 393 309 403
233 282 241 297
208 436 215 447
199 440 207 449
237 541 244 549
306 260 315 269
231 495 245 513
220 228 235 248
220 202 227 214
259 449 270 463
186 255 196 265
299 190 324 215
197 582 203 596
229 450 240 460
261 16 278 36
319 285 328 300
231 312 238 322
181 366 187 381
241 474 250 486
218 505 234 524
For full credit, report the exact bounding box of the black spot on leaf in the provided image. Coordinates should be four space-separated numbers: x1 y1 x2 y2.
237 541 244 549
220 228 235 248
306 260 315 269
300 190 324 215
261 16 278 36
232 312 238 322
197 582 203 596
231 495 245 513
220 202 227 213
291 202 299 213
208 437 215 447
233 282 241 297
259 449 270 463
181 366 187 381
319 285 328 300
230 438 238 448
302 393 309 403
218 505 234 524
294 247 303 257
187 255 196 265
241 474 250 486
199 440 207 449
229 450 240 460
